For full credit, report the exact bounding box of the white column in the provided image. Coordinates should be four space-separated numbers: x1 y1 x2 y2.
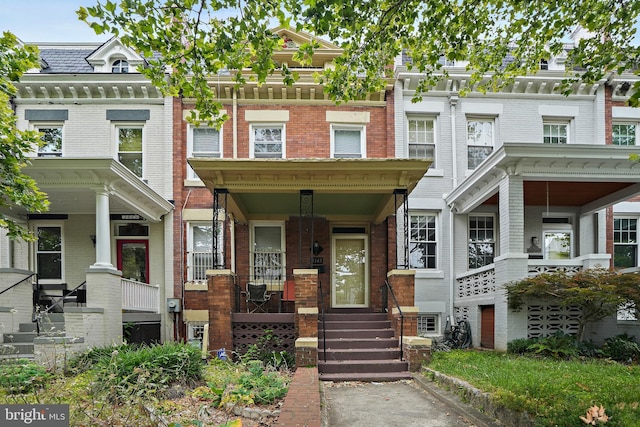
92 186 113 268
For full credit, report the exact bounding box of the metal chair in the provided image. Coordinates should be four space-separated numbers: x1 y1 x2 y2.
246 282 271 313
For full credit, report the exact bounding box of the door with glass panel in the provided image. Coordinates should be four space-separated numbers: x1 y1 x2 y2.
117 240 149 283
331 234 369 308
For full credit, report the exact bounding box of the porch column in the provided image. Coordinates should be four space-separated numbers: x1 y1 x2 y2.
207 270 235 357
386 269 418 336
494 174 528 351
91 186 113 269
294 269 318 367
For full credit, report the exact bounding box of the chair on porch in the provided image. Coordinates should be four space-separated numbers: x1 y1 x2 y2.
246 282 271 313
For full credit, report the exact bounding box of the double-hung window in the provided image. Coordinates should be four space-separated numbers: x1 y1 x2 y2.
36 225 63 282
332 125 365 158
187 222 223 282
188 126 221 180
466 119 493 169
468 215 495 269
251 222 285 284
117 126 144 177
614 218 638 268
36 125 63 157
408 117 435 165
612 123 637 146
252 125 284 158
409 214 437 269
543 122 569 144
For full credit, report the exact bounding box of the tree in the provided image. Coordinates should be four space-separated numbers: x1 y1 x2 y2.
0 32 49 241
505 268 640 341
78 0 640 126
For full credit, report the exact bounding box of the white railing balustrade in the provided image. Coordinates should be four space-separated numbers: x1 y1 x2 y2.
187 251 221 282
122 278 160 313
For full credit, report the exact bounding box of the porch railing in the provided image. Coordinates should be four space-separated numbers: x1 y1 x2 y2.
318 279 326 362
187 251 223 282
122 278 160 313
455 265 496 299
381 279 404 361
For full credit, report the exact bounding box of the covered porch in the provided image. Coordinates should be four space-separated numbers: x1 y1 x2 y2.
445 143 640 350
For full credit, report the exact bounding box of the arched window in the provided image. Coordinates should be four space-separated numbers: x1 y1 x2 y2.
111 59 129 73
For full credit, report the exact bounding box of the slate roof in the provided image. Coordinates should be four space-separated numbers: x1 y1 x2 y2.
39 49 95 73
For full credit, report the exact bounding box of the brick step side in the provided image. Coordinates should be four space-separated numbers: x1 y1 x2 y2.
319 337 399 349
321 320 391 330
318 359 409 374
319 348 401 361
319 371 413 382
320 328 395 339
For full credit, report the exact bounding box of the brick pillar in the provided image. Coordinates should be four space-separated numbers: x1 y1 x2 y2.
294 269 318 366
386 270 418 337
208 270 235 357
402 337 432 372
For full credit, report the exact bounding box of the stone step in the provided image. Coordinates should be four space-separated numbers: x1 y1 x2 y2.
0 342 34 355
321 320 392 330
2 332 37 343
320 337 399 349
319 348 401 361
318 359 409 374
320 328 395 339
319 371 413 382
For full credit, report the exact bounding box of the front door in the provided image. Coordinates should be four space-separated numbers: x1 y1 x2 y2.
480 305 495 349
331 234 369 308
117 240 149 283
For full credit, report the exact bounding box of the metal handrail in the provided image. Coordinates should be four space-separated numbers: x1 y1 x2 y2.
0 272 36 297
34 281 87 334
382 279 404 361
318 279 326 362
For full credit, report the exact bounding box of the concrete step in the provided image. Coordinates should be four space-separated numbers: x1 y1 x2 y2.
321 320 392 330
323 313 388 322
40 313 65 323
0 343 34 355
320 337 399 350
320 328 395 339
318 359 409 374
2 332 37 343
319 348 401 361
319 371 413 382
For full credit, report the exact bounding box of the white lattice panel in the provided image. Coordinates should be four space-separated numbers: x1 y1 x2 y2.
456 269 496 298
527 265 581 276
454 306 470 321
527 304 581 338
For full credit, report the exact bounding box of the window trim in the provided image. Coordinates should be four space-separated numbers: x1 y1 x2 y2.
111 59 129 73
186 221 223 282
250 221 286 287
250 123 285 159
187 124 222 180
33 223 64 284
114 123 145 178
406 116 436 166
543 120 570 144
613 216 639 268
468 214 496 270
417 313 440 336
612 122 638 146
331 123 366 158
409 212 438 270
34 123 64 157
465 117 494 169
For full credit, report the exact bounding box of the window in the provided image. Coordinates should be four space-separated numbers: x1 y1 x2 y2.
409 214 437 269
543 122 568 144
187 222 223 281
188 126 221 179
614 218 638 268
612 123 637 146
112 59 129 73
117 126 143 177
332 125 365 158
251 222 285 284
418 314 439 335
187 322 207 348
252 125 284 158
542 216 573 260
468 215 495 269
36 126 63 157
466 119 493 169
36 226 63 281
408 117 435 165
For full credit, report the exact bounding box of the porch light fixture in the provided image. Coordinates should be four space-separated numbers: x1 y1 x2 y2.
90 235 96 247
312 241 323 256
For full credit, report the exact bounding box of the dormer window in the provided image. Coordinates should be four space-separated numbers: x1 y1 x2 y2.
112 59 129 73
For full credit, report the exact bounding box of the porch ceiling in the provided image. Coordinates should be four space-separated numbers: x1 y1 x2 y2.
189 158 431 223
15 158 174 222
446 143 640 214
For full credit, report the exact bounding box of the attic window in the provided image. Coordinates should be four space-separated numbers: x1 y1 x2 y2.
112 59 129 73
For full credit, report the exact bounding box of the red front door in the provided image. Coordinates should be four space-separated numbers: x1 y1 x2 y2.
480 305 495 349
117 239 149 283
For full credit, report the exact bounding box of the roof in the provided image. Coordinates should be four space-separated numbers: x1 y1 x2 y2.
39 49 95 73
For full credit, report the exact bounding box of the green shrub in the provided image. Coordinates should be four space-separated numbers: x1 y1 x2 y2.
0 359 52 394
507 338 537 354
600 334 640 363
526 331 580 359
241 330 295 370
235 360 288 405
67 343 132 373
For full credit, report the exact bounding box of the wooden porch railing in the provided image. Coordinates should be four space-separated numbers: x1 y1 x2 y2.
122 278 160 313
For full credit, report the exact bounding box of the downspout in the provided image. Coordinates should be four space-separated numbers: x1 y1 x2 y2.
448 92 459 319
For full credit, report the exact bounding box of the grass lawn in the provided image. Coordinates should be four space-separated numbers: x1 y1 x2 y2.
427 350 640 427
